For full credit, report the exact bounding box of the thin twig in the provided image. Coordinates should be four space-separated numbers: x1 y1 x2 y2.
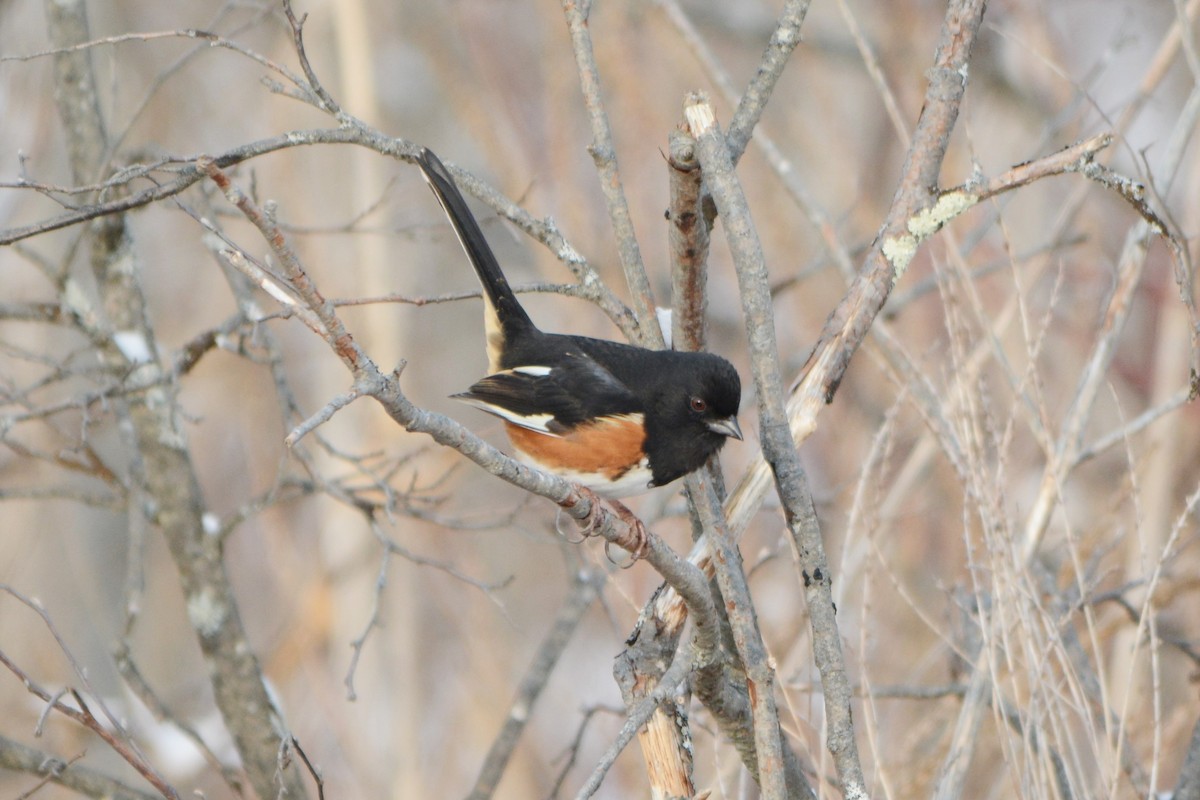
574 627 698 800
289 736 326 800
467 567 605 800
659 0 845 280
0 735 160 800
286 386 362 446
112 643 245 794
560 0 660 346
724 0 813 161
546 706 622 800
0 591 180 800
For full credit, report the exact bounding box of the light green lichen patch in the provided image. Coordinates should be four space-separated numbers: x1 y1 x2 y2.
909 191 977 239
882 232 918 285
885 191 980 287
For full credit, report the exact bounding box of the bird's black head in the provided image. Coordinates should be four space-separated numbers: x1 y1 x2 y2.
643 353 742 487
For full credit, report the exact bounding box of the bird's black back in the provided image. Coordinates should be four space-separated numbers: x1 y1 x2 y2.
418 145 743 488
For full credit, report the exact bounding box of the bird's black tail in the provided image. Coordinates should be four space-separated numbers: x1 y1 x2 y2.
417 148 534 364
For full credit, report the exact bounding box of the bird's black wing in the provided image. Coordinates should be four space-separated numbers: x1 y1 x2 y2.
453 351 642 434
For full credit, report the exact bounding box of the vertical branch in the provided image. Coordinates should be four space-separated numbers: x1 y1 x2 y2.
684 468 817 799
579 633 699 800
1176 715 1200 800
46 0 108 184
42 3 308 798
658 0 833 280
685 95 866 799
684 469 788 798
664 125 814 796
612 614 697 799
1020 225 1149 557
667 129 711 353
561 1 662 347
707 0 989 630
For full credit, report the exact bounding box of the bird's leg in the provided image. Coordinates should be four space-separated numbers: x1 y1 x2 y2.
554 507 589 543
567 485 605 539
607 498 650 562
569 487 650 565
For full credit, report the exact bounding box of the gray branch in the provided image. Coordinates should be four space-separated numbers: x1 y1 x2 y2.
0 734 160 800
42 2 307 796
684 100 800 799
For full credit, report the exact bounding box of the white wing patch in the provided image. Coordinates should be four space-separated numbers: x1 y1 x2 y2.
454 366 565 434
455 396 561 436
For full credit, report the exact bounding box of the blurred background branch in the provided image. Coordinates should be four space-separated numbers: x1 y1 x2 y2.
1 0 1198 799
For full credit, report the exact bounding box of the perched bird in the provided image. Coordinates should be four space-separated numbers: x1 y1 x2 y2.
417 148 742 501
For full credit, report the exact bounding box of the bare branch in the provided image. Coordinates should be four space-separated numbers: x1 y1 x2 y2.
724 0 812 161
468 566 605 800
546 706 622 799
666 129 711 354
36 5 310 795
0 589 180 800
6 2 1198 798
686 95 835 800
202 160 719 635
1176 715 1200 800
560 0 660 346
575 626 698 800
285 386 362 447
0 735 160 800
281 0 346 118
658 0 847 281
112 643 245 793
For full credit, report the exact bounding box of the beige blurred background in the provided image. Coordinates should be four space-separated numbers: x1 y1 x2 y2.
1 0 1198 798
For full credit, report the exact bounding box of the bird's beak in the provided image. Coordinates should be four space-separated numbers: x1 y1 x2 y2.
707 416 743 441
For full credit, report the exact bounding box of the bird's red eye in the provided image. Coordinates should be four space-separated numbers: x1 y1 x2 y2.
690 396 708 413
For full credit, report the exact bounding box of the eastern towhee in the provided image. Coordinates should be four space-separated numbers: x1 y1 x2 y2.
416 148 742 503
